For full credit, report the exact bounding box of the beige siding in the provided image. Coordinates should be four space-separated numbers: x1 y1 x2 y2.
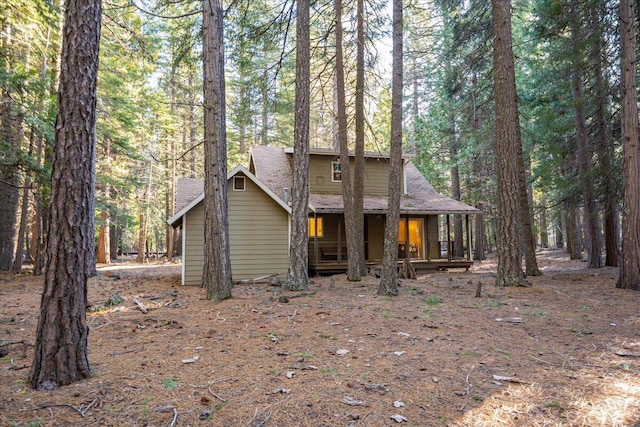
183 203 205 285
228 174 289 280
182 174 289 285
366 214 385 261
426 215 440 259
308 156 398 196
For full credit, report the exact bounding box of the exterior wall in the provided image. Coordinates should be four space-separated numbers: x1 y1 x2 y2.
182 174 289 285
366 214 385 261
426 215 440 259
228 174 289 280
308 156 400 196
183 203 205 285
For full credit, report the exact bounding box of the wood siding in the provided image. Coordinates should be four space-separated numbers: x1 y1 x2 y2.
426 215 440 259
367 215 385 260
182 173 289 285
228 174 289 280
183 203 205 285
308 156 400 196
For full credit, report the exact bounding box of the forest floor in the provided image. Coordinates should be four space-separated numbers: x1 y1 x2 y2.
1 250 640 427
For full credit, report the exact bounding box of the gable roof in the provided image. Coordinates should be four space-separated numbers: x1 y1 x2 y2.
167 164 291 227
249 146 480 215
175 178 204 213
249 145 293 202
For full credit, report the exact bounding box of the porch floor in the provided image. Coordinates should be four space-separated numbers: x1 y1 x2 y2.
310 258 473 276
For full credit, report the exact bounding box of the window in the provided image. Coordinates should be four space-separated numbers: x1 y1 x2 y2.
308 217 324 238
233 176 245 191
331 161 342 182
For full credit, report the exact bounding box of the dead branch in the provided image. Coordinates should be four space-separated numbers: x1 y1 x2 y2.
155 405 178 427
107 347 144 356
37 403 84 417
133 298 148 314
208 386 227 402
0 339 27 347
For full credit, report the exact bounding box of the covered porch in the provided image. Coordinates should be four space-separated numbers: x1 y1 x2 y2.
308 212 475 276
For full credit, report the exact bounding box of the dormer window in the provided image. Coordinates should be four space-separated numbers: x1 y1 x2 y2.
331 161 342 182
233 176 245 191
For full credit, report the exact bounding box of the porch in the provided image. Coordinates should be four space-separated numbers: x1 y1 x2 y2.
308 213 475 276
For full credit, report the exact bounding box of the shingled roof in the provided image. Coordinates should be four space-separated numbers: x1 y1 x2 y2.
173 146 480 217
174 178 204 213
306 163 479 214
248 146 480 215
249 145 293 202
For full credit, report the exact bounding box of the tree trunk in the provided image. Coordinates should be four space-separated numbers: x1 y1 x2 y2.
451 160 464 258
539 202 549 248
591 5 618 267
473 202 486 261
96 211 110 264
617 0 640 289
492 0 528 287
285 0 310 291
202 0 233 300
137 213 146 264
29 0 101 390
0 93 20 271
517 132 541 276
378 0 403 296
354 0 367 277
13 129 35 273
570 8 602 269
565 203 582 259
555 209 564 249
334 0 360 282
109 208 118 260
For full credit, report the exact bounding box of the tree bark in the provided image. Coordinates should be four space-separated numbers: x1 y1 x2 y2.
354 0 367 277
0 31 20 270
202 0 233 300
570 7 602 269
96 211 110 264
474 202 486 261
492 0 528 287
29 0 101 390
565 202 582 259
335 0 360 282
516 128 540 276
285 0 310 292
378 0 403 296
591 5 618 268
617 0 640 289
137 213 146 264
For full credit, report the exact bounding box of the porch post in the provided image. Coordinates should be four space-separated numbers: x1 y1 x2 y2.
338 216 342 262
426 216 431 262
404 215 409 260
314 213 319 264
466 214 472 261
446 214 452 261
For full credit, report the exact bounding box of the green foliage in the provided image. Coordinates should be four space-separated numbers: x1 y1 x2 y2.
161 377 179 390
425 296 441 306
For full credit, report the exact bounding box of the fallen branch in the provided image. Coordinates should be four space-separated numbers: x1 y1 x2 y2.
37 403 84 417
133 298 148 314
208 386 227 402
107 347 144 356
235 273 284 284
0 339 27 347
155 405 178 427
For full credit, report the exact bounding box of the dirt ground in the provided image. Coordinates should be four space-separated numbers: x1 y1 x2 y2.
1 250 640 427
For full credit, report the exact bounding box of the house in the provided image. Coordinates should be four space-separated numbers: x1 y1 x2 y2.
168 145 480 285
